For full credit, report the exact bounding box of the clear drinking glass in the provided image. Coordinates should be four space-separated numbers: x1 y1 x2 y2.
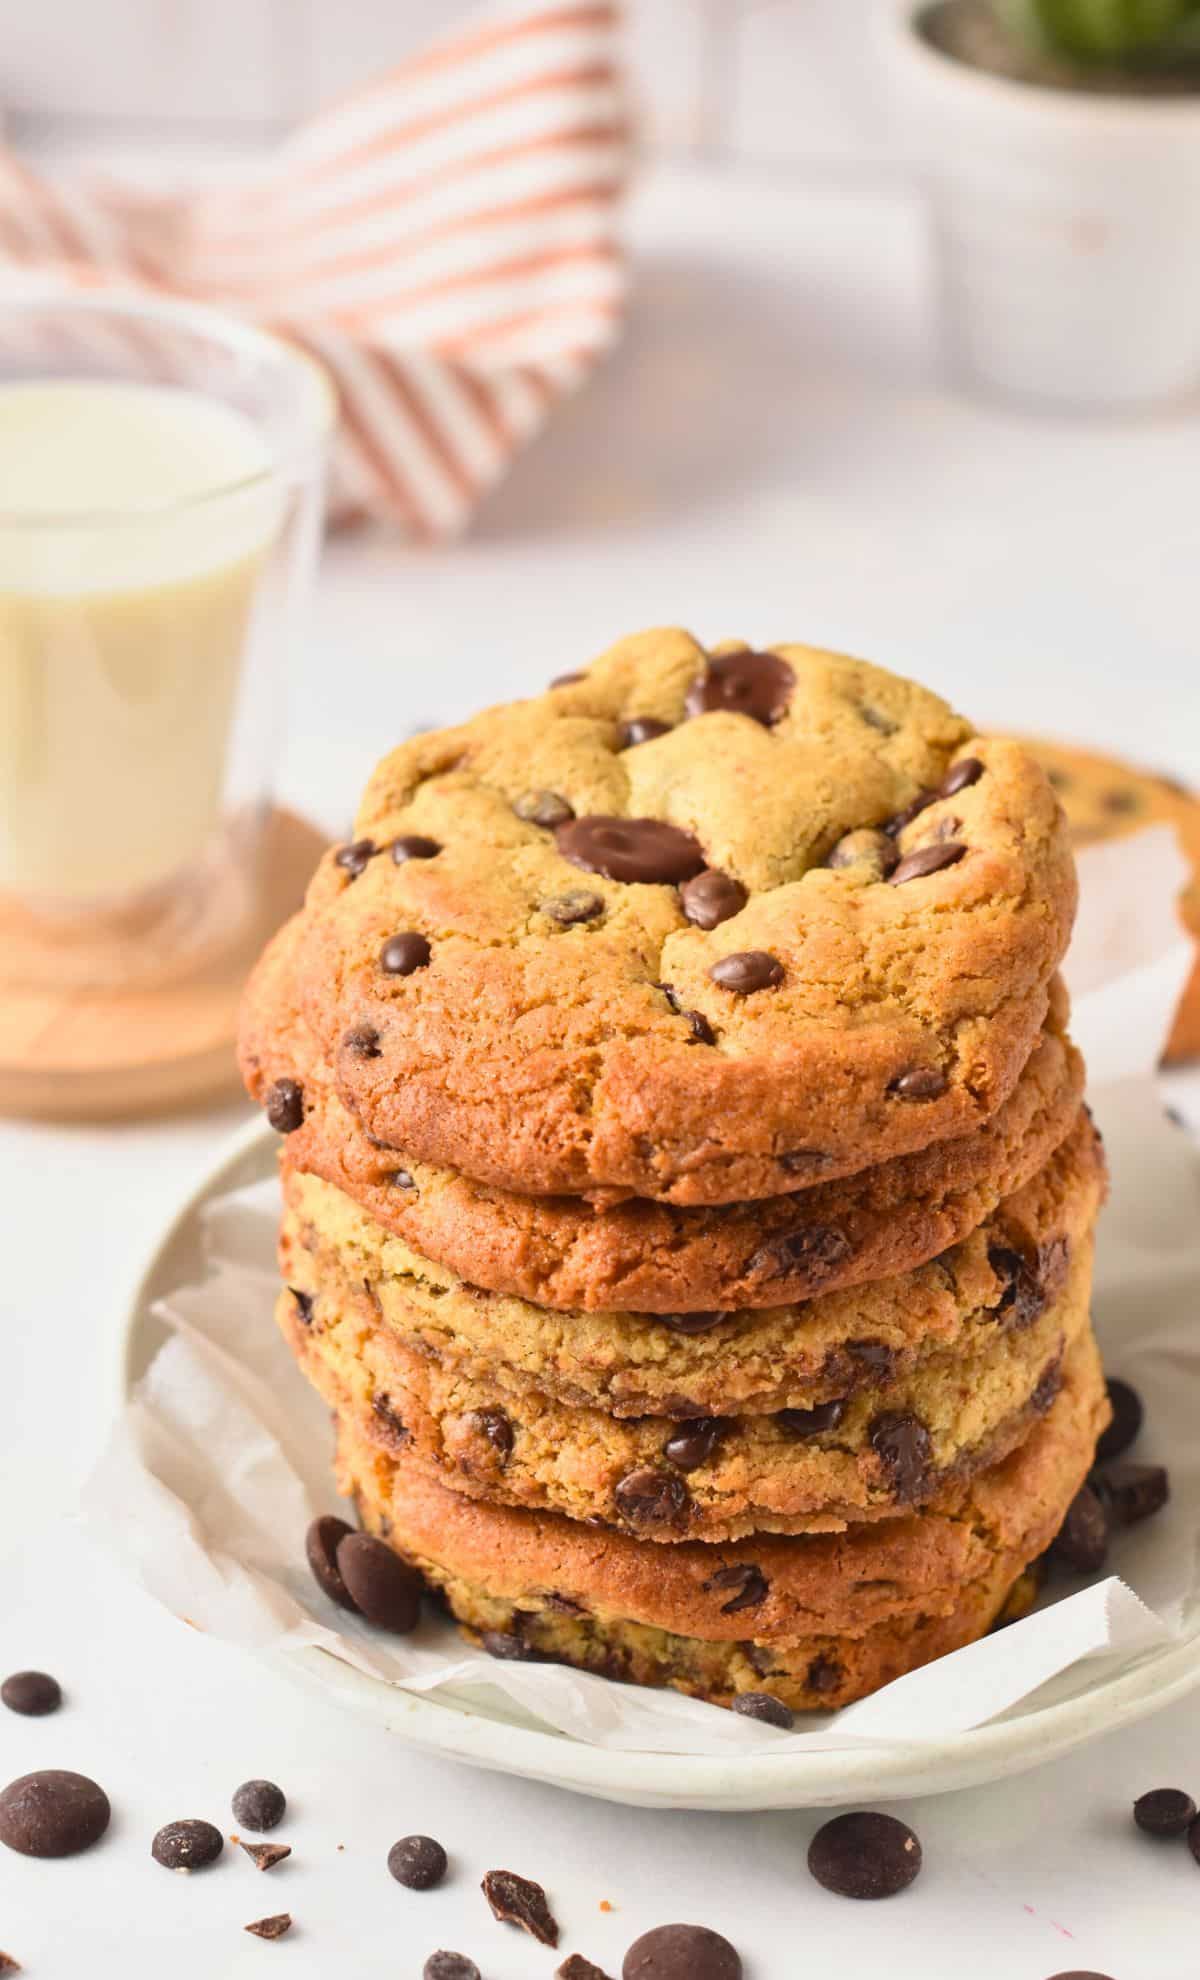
0 289 333 990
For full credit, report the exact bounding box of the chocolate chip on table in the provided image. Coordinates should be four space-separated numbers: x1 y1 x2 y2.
685 649 794 727
679 869 748 929
391 834 441 863
343 1024 382 1059
1133 1787 1196 1837
1 1671 61 1716
232 1780 286 1833
663 1418 731 1471
265 1078 304 1134
335 1533 423 1634
151 1819 224 1872
869 1413 933 1500
559 1957 615 1980
388 1835 448 1890
380 931 431 976
889 841 967 886
334 838 377 878
778 1400 846 1440
245 1914 292 1940
1094 1462 1169 1528
543 889 605 925
1096 1378 1144 1462
623 1922 742 1980
731 1691 794 1730
305 1514 357 1610
655 1310 730 1335
890 1066 948 1100
481 1867 560 1946
703 1564 768 1615
618 717 671 748
0 1772 111 1858
939 757 984 797
708 950 783 994
556 816 705 886
514 789 574 827
1049 1485 1110 1575
424 1955 480 1980
242 1842 291 1871
807 1811 923 1900
614 1468 691 1529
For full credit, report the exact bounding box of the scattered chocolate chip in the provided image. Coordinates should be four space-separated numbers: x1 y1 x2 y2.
245 1914 291 1940
747 1225 851 1281
889 1066 948 1099
481 1630 538 1662
514 790 574 827
1095 1462 1169 1528
469 1408 514 1464
988 1246 1048 1328
242 1842 291 1871
482 1868 560 1946
655 1310 730 1335
556 816 705 886
685 650 794 727
1133 1787 1196 1837
1097 1378 1144 1462
883 789 936 835
663 1418 731 1472
806 1654 843 1695
305 1515 357 1611
889 841 967 885
1 1671 61 1717
288 1287 314 1327
343 1024 382 1059
335 1533 423 1634
1050 1485 1110 1574
808 1811 922 1900
152 1819 224 1872
778 1400 846 1440
265 1079 304 1134
0 1772 110 1859
623 1922 742 1980
619 717 671 748
391 834 441 864
232 1781 286 1833
389 1835 448 1889
380 931 431 976
335 838 377 878
869 1413 933 1500
679 869 748 929
614 1468 691 1529
559 1957 614 1980
708 950 783 994
424 1955 479 1980
543 889 605 924
939 757 984 797
551 669 584 688
731 1692 794 1730
371 1393 408 1445
704 1564 768 1615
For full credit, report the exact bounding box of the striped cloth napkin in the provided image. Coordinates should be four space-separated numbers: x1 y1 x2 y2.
0 0 630 537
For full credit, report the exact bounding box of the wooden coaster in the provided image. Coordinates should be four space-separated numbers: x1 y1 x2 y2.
0 807 328 1121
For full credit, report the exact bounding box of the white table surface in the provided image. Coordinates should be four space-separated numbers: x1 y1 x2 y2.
4 159 1200 1980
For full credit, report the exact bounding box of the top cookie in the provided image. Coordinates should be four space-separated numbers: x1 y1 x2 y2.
287 629 1077 1204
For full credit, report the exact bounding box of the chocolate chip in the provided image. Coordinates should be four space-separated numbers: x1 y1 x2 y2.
663 1418 731 1471
778 1400 846 1439
336 1533 423 1634
806 1654 843 1695
861 705 898 735
232 1781 286 1833
869 1413 933 1500
305 1515 356 1611
388 1835 448 1889
343 1024 382 1059
559 1958 614 1980
245 1914 291 1940
288 1286 314 1326
335 838 377 878
807 1811 922 1900
747 1225 851 1281
889 1066 948 1099
883 789 936 835
242 1842 291 1871
424 1955 479 1980
1133 1787 1196 1837
940 756 984 797
731 1692 794 1730
469 1408 514 1464
685 1009 716 1045
655 1310 730 1335
703 1564 768 1614
1 1671 61 1717
1043 1973 1117 1979
556 816 705 885
1097 1378 1143 1462
778 1148 833 1174
481 1630 538 1661
1094 1462 1169 1528
1050 1485 1110 1574
265 1078 304 1134
847 1340 896 1375
371 1393 408 1445
709 950 783 993
889 841 967 885
391 834 441 864
1030 1355 1064 1413
988 1245 1048 1328
1189 1816 1200 1868
380 931 431 975
539 1591 587 1615
685 649 794 726
514 790 574 827
152 1819 224 1872
551 670 585 687
0 1772 110 1858
481 1868 559 1946
679 869 748 929
825 828 899 879
623 1923 742 1980
619 717 671 748
543 889 604 924
614 1468 690 1529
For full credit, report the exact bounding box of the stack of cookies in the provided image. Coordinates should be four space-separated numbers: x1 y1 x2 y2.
239 629 1110 1715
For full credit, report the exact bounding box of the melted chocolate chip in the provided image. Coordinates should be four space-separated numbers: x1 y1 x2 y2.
305 1515 356 1611
685 1008 716 1045
685 650 794 726
1094 1462 1169 1528
380 931 431 976
613 1468 690 1529
371 1393 409 1446
704 1564 768 1615
883 790 937 835
336 1533 423 1633
391 834 441 863
709 950 783 994
1 1672 61 1717
623 1924 742 1980
1050 1485 1110 1574
939 757 984 797
619 717 672 748
152 1819 224 1871
343 1024 382 1059
335 838 377 878
655 1311 730 1335
806 1653 843 1695
481 1868 560 1946
543 888 605 924
389 1834 448 1888
807 1811 923 1900
869 1413 933 1500
514 790 574 827
889 841 967 885
232 1781 286 1833
1030 1355 1064 1413
663 1418 731 1471
731 1692 793 1730
288 1286 314 1327
556 816 704 885
747 1225 850 1282
265 1078 304 1134
846 1340 896 1375
1097 1378 1143 1462
825 828 899 879
469 1408 514 1464
890 1066 948 1099
679 869 748 929
778 1400 846 1440
988 1246 1048 1329
482 1630 538 1662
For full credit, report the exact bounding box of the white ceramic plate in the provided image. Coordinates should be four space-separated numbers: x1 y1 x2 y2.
117 1117 1200 1812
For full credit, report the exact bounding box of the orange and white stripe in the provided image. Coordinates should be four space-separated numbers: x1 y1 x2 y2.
0 0 630 537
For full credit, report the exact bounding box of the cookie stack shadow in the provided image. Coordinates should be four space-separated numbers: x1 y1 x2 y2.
240 629 1110 1715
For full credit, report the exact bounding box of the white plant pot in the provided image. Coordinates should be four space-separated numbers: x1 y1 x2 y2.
883 1 1200 408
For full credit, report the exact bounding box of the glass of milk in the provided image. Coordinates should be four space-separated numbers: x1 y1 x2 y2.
0 289 333 987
